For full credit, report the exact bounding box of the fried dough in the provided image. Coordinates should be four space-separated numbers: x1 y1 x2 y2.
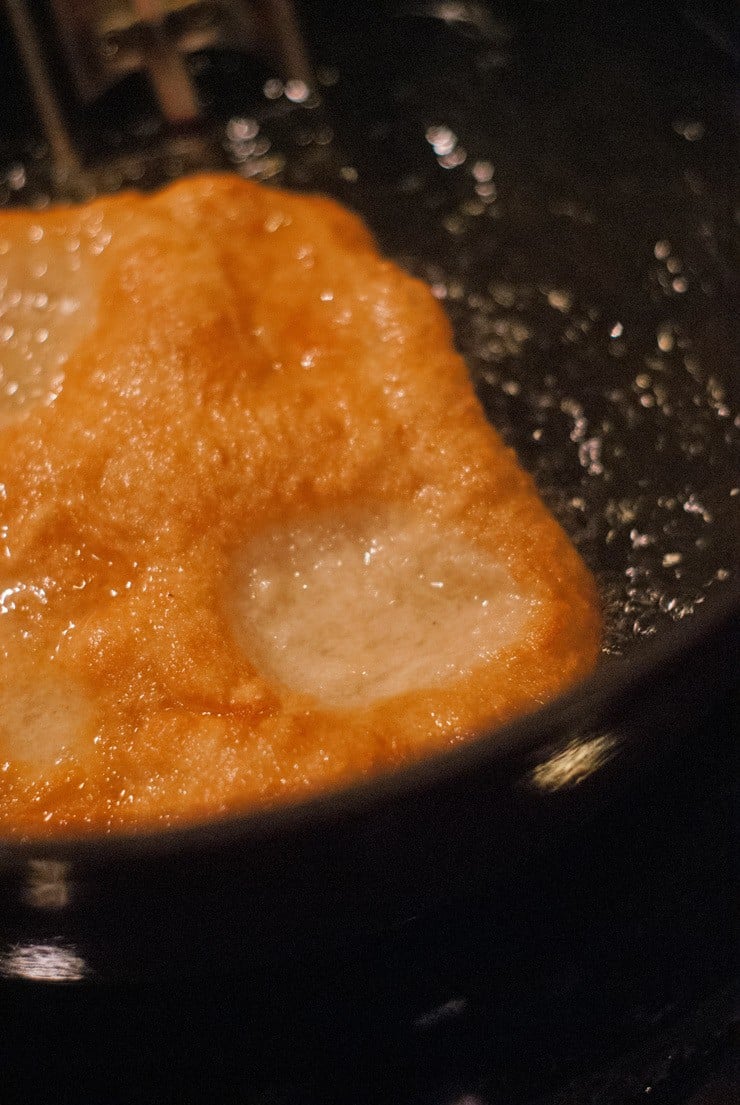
0 175 600 834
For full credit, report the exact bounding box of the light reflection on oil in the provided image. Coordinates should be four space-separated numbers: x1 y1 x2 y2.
530 733 618 792
23 858 72 910
413 996 468 1030
0 941 88 982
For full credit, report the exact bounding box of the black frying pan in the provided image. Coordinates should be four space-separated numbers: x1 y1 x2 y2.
0 0 735 1042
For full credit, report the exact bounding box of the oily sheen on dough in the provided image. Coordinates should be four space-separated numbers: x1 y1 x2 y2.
0 175 600 834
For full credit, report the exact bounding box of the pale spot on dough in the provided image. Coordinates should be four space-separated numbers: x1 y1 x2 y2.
229 509 532 707
0 219 106 423
0 669 94 765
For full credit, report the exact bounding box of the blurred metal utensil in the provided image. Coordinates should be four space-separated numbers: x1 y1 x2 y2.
3 0 313 180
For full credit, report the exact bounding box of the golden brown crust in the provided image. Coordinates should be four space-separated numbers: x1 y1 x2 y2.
0 175 600 835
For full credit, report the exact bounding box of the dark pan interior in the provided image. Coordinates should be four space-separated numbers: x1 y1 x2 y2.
1 0 736 669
